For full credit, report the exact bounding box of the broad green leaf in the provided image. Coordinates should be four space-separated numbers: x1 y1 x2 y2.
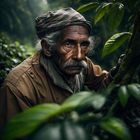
127 84 140 102
102 32 132 57
77 2 99 13
94 2 112 24
61 91 106 111
29 123 61 140
30 121 89 140
108 3 124 31
4 92 106 140
4 103 61 140
118 85 129 107
100 118 132 140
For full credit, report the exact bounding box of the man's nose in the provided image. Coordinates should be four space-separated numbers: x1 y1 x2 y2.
73 45 83 61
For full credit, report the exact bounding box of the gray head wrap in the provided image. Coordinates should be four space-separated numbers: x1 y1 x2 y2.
35 7 92 39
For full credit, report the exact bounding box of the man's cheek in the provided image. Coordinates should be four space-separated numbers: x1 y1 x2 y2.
59 49 73 61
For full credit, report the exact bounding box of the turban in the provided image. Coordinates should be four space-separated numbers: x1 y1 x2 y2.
35 7 92 39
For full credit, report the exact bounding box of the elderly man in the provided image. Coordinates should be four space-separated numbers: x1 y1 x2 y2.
0 7 114 128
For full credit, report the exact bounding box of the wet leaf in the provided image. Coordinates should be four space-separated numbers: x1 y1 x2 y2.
77 2 99 13
100 118 132 140
102 32 132 57
94 2 112 24
118 85 129 107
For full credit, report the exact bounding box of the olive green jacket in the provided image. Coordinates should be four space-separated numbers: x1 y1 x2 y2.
0 51 110 128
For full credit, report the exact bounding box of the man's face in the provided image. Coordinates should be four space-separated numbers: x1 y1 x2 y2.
53 25 90 76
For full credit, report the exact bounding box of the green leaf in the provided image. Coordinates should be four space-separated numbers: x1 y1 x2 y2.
108 3 124 31
30 121 89 140
100 118 132 140
127 84 140 102
29 123 61 140
4 92 106 140
94 2 112 24
118 85 129 107
61 91 106 111
77 2 99 13
4 103 61 140
102 32 132 57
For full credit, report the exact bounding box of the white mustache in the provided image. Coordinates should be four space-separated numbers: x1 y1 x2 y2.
63 60 87 69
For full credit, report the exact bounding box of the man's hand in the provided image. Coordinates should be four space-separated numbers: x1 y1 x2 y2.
109 54 126 79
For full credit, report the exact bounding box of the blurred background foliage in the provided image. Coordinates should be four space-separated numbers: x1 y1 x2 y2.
0 33 35 85
0 0 48 43
3 83 140 140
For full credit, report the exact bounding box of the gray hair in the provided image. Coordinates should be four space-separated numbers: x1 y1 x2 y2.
36 30 62 51
43 30 62 52
45 31 61 47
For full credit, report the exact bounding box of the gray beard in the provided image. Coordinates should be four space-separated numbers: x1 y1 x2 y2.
40 52 85 93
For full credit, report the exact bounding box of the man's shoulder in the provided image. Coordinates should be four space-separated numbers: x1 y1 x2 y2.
5 52 40 86
5 57 32 85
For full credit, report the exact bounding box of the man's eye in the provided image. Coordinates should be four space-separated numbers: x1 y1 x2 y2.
81 42 90 49
65 41 74 48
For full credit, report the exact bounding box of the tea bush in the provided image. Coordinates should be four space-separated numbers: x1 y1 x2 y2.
0 34 34 86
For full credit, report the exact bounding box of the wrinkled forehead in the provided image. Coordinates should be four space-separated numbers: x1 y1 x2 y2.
61 25 90 40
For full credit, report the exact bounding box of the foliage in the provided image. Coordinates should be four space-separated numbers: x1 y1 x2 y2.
77 2 99 13
94 2 113 25
89 2 125 44
29 120 91 140
0 33 34 86
3 91 105 139
100 118 131 140
117 84 140 107
0 0 48 44
102 32 132 57
3 83 140 140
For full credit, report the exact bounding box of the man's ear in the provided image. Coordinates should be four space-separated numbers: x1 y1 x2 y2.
41 39 52 57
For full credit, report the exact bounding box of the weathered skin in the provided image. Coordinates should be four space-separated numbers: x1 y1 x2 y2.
53 25 90 76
